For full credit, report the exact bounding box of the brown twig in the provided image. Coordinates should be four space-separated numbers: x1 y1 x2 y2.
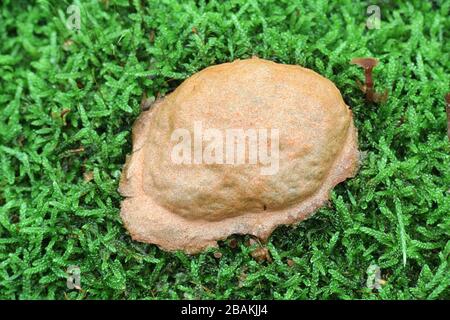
446 93 450 141
67 147 85 154
149 30 155 43
60 109 71 118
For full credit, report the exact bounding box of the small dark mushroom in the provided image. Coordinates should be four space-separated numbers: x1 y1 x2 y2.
351 57 388 103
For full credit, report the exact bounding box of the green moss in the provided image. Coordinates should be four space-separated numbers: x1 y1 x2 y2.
0 0 449 299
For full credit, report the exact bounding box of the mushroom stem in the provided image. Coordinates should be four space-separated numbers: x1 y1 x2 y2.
364 67 375 102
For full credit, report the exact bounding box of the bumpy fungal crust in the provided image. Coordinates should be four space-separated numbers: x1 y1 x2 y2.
119 58 359 254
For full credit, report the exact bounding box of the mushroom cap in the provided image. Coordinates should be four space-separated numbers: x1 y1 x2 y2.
119 58 359 253
350 57 379 69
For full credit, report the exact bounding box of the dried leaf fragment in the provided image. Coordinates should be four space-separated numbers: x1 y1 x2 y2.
83 171 94 182
250 247 272 263
140 92 155 111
